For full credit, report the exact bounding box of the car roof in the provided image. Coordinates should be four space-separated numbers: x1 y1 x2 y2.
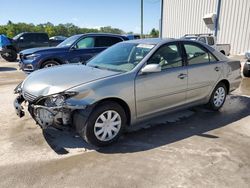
123 38 175 45
73 33 128 39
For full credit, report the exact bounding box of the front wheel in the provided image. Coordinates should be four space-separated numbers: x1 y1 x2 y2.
80 102 126 147
41 60 60 69
207 83 227 111
1 50 17 62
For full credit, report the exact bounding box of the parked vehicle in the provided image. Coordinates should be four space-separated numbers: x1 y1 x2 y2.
0 32 65 62
124 34 140 40
243 51 250 77
183 34 231 56
0 34 14 61
19 33 129 72
49 36 67 40
14 38 241 146
49 36 67 46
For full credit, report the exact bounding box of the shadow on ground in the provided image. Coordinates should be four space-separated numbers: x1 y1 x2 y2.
43 95 250 155
0 67 17 72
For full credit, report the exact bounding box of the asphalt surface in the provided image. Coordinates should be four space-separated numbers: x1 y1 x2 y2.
0 58 250 188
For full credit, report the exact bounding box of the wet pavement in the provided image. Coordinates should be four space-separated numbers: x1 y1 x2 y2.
0 59 250 187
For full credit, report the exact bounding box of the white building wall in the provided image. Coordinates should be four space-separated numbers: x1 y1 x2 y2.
162 0 250 54
218 0 250 54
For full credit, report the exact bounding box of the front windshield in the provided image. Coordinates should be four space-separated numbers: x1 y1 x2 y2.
57 35 80 47
87 42 155 72
13 33 23 40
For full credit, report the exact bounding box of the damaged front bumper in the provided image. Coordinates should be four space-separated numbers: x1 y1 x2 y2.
14 95 87 129
14 96 25 118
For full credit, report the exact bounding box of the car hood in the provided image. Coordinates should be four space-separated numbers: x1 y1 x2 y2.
20 47 67 55
22 64 120 97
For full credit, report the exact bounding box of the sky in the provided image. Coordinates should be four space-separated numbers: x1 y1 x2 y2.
0 0 161 34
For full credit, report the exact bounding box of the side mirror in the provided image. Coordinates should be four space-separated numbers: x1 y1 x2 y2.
141 64 161 74
19 37 24 42
70 45 77 50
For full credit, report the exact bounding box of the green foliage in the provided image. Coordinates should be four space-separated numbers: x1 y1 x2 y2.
149 28 159 38
0 21 125 38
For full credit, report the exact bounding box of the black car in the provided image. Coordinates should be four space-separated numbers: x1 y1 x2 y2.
19 33 129 72
1 32 64 62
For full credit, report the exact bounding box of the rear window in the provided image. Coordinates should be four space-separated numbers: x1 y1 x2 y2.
95 36 123 47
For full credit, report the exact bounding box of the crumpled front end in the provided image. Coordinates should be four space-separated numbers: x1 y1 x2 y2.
14 83 87 129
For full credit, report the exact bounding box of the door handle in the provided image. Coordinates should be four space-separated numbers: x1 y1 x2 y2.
178 73 187 79
214 67 220 72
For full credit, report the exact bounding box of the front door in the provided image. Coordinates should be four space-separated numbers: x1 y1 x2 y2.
68 36 99 64
135 43 188 118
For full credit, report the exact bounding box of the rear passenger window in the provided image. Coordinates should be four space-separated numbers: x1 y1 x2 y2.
184 44 210 65
207 37 215 45
148 44 183 69
95 36 122 47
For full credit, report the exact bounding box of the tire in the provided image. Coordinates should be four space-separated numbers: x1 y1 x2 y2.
1 50 17 62
80 102 126 147
220 51 225 55
41 60 60 69
243 62 250 77
207 82 227 111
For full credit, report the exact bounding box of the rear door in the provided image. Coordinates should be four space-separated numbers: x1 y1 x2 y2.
94 36 123 54
182 41 223 103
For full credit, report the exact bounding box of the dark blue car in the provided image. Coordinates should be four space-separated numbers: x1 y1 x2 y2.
19 33 128 72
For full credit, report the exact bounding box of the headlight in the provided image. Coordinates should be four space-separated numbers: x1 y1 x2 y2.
44 92 78 107
45 94 65 107
14 82 23 94
25 54 40 60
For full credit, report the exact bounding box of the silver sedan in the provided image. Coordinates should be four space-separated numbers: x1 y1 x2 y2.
14 38 241 146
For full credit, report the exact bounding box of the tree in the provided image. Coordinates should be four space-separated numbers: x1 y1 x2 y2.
149 28 159 38
0 21 125 38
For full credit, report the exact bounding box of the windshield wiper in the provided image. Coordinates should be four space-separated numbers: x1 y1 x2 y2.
89 65 121 72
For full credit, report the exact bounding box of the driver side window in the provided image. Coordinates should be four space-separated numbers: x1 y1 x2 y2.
76 37 94 49
147 44 183 69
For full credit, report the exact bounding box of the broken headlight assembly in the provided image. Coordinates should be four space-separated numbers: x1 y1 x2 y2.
43 91 78 107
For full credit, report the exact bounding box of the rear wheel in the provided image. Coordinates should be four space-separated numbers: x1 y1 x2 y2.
243 62 250 77
79 102 126 147
1 50 17 62
207 83 227 111
41 60 60 69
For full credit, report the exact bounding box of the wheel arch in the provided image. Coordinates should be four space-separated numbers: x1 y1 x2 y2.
93 97 131 126
39 57 64 68
220 50 225 55
217 79 230 94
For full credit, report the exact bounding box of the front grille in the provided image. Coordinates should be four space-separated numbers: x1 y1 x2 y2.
23 91 37 102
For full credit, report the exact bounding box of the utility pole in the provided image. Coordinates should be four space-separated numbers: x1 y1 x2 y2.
141 0 143 38
160 0 164 38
